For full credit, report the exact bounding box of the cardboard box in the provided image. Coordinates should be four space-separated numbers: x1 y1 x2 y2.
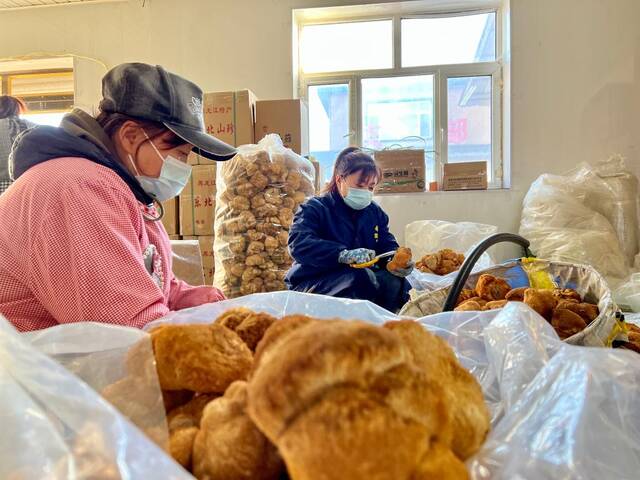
442 162 488 191
255 99 309 155
170 239 205 286
374 149 426 194
187 151 208 166
161 197 179 235
168 235 181 240
179 165 216 236
183 236 215 286
206 90 257 147
188 89 257 165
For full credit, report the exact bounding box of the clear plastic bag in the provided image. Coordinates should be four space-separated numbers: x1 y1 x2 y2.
145 292 640 479
592 156 640 265
614 273 640 312
214 134 315 298
469 308 640 479
405 220 498 260
405 220 497 292
627 312 640 326
408 247 495 293
0 317 191 479
171 239 205 286
413 302 640 479
146 290 399 329
519 162 631 279
481 303 561 413
9 291 639 479
23 322 169 449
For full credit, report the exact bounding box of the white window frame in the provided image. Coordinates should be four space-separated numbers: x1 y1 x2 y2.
296 2 505 189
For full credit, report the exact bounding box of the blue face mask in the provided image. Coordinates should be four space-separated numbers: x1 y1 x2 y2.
343 187 373 210
128 131 193 202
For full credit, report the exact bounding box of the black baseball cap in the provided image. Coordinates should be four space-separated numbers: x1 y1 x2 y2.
100 62 236 161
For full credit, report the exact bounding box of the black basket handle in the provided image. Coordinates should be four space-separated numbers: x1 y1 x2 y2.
442 233 531 312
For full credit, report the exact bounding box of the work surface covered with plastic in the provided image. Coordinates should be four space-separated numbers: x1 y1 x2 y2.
2 291 640 479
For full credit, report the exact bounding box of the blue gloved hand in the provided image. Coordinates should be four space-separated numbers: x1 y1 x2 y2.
339 248 376 265
388 260 415 277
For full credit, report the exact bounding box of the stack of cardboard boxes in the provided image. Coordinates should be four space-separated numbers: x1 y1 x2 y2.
162 197 180 240
161 89 310 286
254 99 308 156
179 160 217 285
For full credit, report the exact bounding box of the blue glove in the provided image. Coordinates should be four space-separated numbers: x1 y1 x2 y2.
339 248 376 265
388 260 415 278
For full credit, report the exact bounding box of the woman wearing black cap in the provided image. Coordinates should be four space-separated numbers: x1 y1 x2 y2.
0 63 236 332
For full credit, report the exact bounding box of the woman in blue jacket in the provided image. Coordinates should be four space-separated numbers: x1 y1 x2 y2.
285 147 413 312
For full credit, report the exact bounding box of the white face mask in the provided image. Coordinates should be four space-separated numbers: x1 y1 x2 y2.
343 187 374 210
128 131 193 202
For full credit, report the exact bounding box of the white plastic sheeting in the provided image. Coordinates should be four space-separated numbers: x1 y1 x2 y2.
3 291 639 479
0 317 190 480
520 158 640 281
405 220 498 292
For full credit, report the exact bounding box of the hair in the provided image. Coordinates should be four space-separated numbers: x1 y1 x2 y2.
0 95 27 118
95 109 189 159
324 146 382 194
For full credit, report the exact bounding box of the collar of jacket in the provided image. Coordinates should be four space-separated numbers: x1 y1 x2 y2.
10 110 154 206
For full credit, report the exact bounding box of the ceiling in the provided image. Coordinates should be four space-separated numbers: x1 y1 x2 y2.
0 0 123 10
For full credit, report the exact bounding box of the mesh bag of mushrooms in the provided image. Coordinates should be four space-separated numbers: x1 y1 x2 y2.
214 134 315 298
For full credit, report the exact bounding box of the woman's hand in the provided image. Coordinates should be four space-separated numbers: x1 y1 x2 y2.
207 287 227 303
388 261 415 278
338 248 376 265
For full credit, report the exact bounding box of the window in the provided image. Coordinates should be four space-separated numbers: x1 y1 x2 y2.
447 76 492 165
300 21 393 73
401 13 496 67
1 70 74 126
296 4 505 189
308 83 350 177
361 75 437 181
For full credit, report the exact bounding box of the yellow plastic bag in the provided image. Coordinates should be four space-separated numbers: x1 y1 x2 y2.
521 257 557 290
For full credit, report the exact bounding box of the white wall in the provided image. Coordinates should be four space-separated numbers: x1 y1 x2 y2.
1 0 639 260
